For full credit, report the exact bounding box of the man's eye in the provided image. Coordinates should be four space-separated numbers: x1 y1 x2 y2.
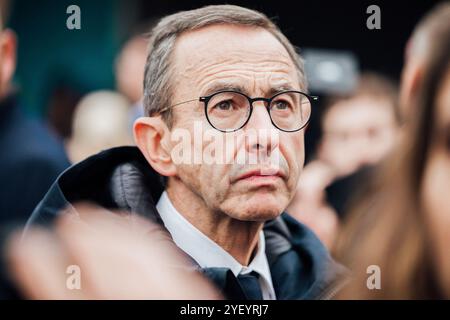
215 100 233 111
273 100 290 110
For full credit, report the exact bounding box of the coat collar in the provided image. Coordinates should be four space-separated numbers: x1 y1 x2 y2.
26 146 347 299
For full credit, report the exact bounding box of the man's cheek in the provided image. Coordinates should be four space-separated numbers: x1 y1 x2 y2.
200 164 222 189
287 143 304 190
286 137 303 159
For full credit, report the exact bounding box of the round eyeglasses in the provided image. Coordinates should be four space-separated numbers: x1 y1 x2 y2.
153 90 317 132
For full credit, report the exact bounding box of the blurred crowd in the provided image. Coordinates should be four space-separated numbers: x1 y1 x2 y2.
0 1 449 300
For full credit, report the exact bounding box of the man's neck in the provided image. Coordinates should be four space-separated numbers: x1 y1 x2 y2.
165 179 263 266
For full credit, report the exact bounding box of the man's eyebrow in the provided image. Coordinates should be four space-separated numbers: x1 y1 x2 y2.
201 82 299 97
267 84 298 96
202 83 248 96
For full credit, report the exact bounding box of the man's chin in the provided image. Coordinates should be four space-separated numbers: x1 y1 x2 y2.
235 210 281 222
225 193 288 222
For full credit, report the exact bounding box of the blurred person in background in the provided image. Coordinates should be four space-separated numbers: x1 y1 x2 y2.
336 3 450 299
0 4 69 224
66 90 134 163
287 73 401 249
21 5 346 300
115 28 149 129
6 203 221 299
319 73 400 179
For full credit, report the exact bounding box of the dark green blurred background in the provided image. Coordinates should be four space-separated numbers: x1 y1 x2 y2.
10 0 138 117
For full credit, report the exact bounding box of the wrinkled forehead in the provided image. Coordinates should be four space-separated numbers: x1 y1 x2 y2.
171 24 300 95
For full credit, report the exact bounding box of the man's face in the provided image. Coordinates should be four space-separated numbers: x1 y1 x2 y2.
167 24 305 222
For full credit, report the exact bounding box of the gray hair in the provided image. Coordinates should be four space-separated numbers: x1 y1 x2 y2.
143 4 307 126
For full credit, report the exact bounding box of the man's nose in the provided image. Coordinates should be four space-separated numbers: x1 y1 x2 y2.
243 101 279 155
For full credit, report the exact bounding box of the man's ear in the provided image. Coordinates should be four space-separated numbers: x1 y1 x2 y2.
0 29 17 98
133 116 177 177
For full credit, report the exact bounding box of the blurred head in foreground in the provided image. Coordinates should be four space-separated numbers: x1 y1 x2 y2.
336 3 450 299
401 2 450 118
66 91 134 163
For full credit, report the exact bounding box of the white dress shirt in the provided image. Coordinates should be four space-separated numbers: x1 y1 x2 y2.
156 191 276 300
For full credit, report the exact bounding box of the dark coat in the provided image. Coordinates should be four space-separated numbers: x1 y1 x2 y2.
0 95 70 224
26 146 347 299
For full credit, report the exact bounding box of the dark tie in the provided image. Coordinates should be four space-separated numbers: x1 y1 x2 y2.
237 271 263 300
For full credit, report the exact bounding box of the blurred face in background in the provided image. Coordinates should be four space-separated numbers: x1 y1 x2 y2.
421 67 450 298
319 95 398 176
67 91 134 163
115 36 147 104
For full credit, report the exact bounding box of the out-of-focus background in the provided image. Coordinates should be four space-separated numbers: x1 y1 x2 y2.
2 0 450 300
10 0 434 137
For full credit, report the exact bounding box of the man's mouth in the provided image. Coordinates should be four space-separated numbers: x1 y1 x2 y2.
234 168 286 184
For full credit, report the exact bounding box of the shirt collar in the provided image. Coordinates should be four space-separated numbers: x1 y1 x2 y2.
156 191 276 299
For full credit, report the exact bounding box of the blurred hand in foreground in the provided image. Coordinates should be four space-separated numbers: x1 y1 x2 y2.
5 203 221 299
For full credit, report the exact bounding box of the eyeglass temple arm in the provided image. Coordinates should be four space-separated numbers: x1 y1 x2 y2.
152 98 200 115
